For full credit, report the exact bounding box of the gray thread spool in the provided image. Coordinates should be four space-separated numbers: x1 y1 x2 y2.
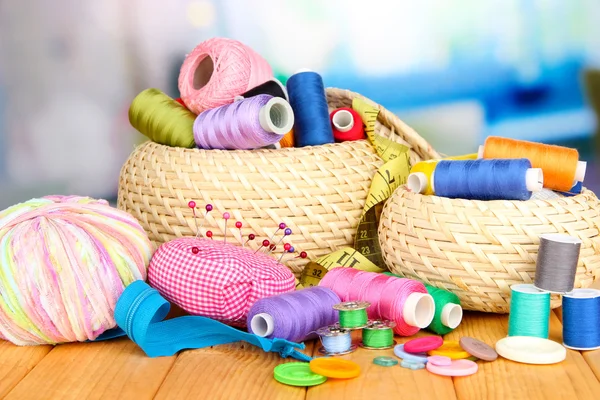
534 234 582 293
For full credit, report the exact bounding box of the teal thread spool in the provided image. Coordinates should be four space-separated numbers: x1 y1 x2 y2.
383 272 462 335
360 320 396 350
333 301 370 329
508 284 551 338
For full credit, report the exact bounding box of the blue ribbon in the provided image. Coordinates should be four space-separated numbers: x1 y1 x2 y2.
113 280 312 361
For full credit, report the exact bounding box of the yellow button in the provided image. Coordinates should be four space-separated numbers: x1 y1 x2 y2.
428 340 471 359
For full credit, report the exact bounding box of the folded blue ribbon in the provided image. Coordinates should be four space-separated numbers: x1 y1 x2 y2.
113 280 312 361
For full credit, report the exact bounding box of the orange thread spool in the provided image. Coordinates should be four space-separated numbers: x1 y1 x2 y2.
481 136 585 192
279 129 295 148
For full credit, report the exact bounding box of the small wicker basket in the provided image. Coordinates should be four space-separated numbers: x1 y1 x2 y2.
118 88 439 275
379 187 600 313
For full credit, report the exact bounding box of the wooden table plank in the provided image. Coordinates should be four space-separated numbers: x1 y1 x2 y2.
4 338 175 400
154 342 314 400
581 349 600 381
306 331 457 400
448 311 600 400
0 341 52 398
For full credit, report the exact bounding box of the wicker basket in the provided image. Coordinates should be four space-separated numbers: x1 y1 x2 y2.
379 187 600 313
118 88 439 275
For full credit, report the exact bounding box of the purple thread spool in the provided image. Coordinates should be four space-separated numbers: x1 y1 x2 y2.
193 94 294 150
248 286 341 342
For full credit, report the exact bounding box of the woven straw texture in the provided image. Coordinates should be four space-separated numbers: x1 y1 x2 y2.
118 88 439 275
379 187 600 313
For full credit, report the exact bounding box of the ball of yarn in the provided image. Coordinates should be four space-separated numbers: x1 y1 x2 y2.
148 237 295 326
0 196 153 345
179 37 273 114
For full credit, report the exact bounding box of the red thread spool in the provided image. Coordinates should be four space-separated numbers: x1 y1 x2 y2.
330 107 365 142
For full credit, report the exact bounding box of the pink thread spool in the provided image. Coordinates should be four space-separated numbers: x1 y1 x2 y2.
319 268 434 336
148 237 295 326
179 38 273 114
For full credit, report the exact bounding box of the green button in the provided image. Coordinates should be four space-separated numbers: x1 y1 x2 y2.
274 362 327 387
373 356 398 367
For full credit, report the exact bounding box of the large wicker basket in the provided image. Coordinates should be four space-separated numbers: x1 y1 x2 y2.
118 88 439 275
379 186 600 313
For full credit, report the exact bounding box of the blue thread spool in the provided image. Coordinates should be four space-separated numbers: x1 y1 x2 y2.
508 284 551 338
562 289 600 351
316 325 356 355
286 71 334 147
412 159 543 200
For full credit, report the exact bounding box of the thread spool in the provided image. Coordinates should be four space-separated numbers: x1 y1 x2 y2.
247 286 340 342
407 160 438 195
534 234 582 293
479 136 586 191
410 159 543 200
384 273 462 335
508 284 550 338
129 88 197 148
360 320 396 350
562 289 600 351
316 325 356 355
286 71 335 147
330 107 365 142
279 129 295 148
384 273 462 334
334 301 370 329
239 78 288 101
193 94 294 150
178 37 273 114
320 268 435 336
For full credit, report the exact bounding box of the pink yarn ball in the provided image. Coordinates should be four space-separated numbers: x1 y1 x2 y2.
178 37 273 115
148 237 295 326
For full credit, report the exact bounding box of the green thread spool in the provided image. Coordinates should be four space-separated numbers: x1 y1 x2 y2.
383 272 462 335
508 284 550 338
333 301 369 329
129 88 197 148
361 320 396 349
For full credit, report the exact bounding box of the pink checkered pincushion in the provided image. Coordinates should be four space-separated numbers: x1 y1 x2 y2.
147 237 296 326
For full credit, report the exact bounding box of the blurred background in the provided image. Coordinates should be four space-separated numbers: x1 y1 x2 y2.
1 0 600 208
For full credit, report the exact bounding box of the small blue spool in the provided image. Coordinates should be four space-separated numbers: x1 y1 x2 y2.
562 289 600 351
432 158 543 201
286 71 334 147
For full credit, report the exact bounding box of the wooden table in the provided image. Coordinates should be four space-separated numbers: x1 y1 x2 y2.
1 309 599 400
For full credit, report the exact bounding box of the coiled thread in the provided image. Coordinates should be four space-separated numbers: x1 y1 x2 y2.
563 289 600 350
508 284 550 338
286 71 334 147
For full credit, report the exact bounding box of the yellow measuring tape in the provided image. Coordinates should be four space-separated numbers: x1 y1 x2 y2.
297 98 411 289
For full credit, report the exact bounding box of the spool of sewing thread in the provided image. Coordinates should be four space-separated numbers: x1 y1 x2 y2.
286 71 335 147
248 286 341 342
320 268 435 336
193 94 294 150
279 129 295 148
407 160 438 195
178 37 273 114
562 289 600 350
361 320 396 350
129 88 197 148
330 107 365 142
316 325 356 355
508 284 551 338
334 301 370 329
479 136 587 191
409 159 543 200
383 272 462 335
239 78 288 101
534 234 581 293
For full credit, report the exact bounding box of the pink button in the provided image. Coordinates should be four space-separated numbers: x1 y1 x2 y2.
426 359 478 377
404 336 444 354
427 355 452 366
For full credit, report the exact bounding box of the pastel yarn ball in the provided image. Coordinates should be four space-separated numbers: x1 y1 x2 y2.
178 37 273 114
0 196 153 345
148 237 296 326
